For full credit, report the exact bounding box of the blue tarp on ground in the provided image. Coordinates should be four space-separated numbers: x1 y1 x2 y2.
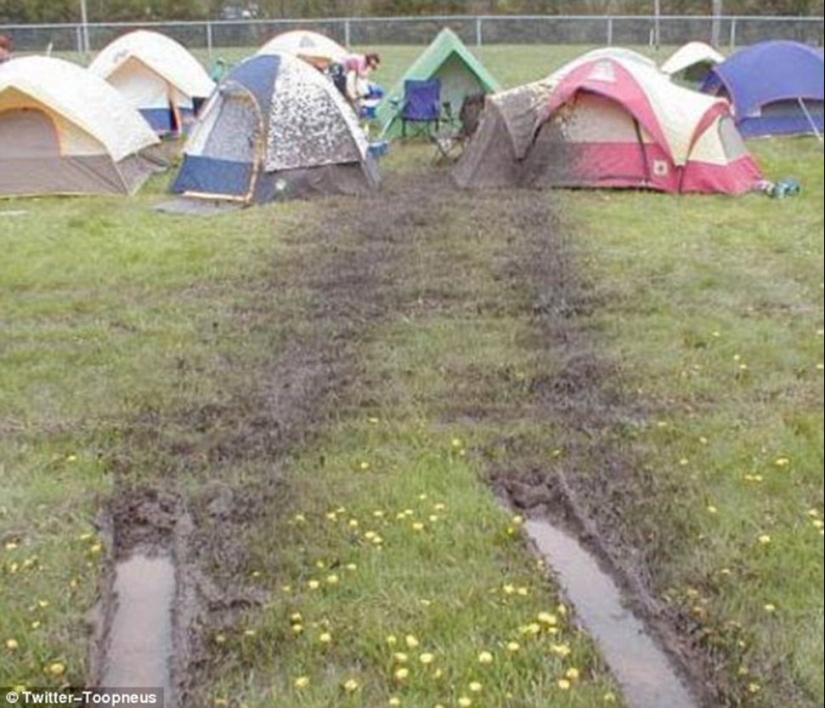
702 40 824 138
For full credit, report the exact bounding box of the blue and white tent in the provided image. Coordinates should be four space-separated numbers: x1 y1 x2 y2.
701 41 824 138
89 30 214 136
171 53 379 203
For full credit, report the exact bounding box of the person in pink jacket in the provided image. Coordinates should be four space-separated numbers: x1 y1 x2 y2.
0 35 12 63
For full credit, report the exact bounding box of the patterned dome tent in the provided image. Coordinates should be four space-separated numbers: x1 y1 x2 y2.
0 56 160 197
171 53 379 204
89 30 215 136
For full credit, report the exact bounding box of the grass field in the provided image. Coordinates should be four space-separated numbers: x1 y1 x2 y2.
1 44 823 708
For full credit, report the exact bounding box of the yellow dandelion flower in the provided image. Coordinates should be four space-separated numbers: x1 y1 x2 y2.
281 584 292 593
432 668 443 679
294 513 306 523
31 621 41 630
394 653 409 663
291 624 304 635
294 676 310 689
506 642 520 652
774 458 790 467
748 683 761 694
243 629 256 637
557 679 571 690
565 668 580 680
48 662 66 677
458 697 472 707
551 643 572 657
412 522 425 532
388 698 401 707
308 580 320 590
360 461 370 470
503 584 516 595
394 668 409 681
538 612 558 625
6 638 19 650
4 541 19 550
342 678 359 693
469 681 483 692
452 438 463 448
707 505 718 514
319 632 332 644
478 651 493 665
405 635 419 649
758 535 771 545
346 563 358 571
419 653 435 665
512 515 524 526
603 692 617 703
290 612 303 623
326 574 339 585
386 635 398 645
516 586 529 596
764 604 776 613
433 503 446 511
348 519 359 528
368 417 380 424
214 634 227 644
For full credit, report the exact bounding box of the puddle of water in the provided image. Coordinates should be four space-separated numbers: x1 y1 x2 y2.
103 553 175 694
525 519 697 708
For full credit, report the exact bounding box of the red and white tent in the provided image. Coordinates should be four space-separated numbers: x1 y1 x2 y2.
455 55 762 195
544 56 762 194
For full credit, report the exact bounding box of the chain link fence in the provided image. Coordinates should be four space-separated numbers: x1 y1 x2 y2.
1 15 822 57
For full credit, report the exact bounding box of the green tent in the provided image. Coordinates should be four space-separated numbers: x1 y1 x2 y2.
376 28 501 137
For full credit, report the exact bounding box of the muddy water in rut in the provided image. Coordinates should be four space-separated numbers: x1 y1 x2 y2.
526 520 698 708
102 553 176 693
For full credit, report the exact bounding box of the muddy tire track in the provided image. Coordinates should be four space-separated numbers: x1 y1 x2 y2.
88 172 449 706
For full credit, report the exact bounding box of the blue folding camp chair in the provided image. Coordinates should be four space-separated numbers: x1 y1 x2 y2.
401 78 442 138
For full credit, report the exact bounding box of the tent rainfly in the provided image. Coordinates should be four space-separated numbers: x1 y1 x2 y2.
454 56 763 195
171 53 379 204
89 30 215 136
661 41 725 87
376 28 501 137
257 30 348 69
0 56 161 197
701 40 824 139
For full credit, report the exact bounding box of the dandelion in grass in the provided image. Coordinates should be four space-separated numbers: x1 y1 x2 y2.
412 522 425 532
538 612 558 626
502 584 516 595
764 603 776 613
319 632 332 644
386 635 398 646
48 662 66 677
748 683 761 694
214 633 227 644
432 668 443 680
405 635 419 649
294 676 310 689
346 563 358 571
342 678 360 693
308 580 320 590
326 574 339 585
551 643 572 657
388 698 401 707
603 692 617 703
478 651 493 665
458 697 472 707
758 535 771 545
394 668 410 682
291 624 304 635
394 653 409 663
557 679 572 690
469 682 483 693
294 513 306 524
516 586 529 596
5 639 19 650
506 642 520 653
360 461 370 471
419 652 435 665
452 438 463 448
565 667 580 681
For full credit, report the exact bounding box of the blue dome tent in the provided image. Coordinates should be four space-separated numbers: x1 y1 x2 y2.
701 41 824 139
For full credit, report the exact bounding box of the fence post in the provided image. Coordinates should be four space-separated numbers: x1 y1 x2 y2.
344 18 351 48
76 25 83 56
729 17 737 50
206 21 213 60
607 17 613 46
476 16 483 47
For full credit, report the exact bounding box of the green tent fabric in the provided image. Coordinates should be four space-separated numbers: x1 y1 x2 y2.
376 28 501 137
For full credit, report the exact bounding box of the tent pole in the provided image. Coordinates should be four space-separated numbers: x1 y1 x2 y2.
797 98 823 144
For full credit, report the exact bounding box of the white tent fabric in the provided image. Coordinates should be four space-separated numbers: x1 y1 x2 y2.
548 47 658 88
0 56 158 161
258 30 348 64
662 41 725 76
89 30 214 111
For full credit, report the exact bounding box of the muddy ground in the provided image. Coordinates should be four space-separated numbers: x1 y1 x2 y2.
91 167 727 707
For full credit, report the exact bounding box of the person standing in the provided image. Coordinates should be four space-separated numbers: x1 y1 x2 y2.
0 35 12 63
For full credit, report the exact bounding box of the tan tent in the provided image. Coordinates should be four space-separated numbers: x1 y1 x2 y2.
0 56 161 197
